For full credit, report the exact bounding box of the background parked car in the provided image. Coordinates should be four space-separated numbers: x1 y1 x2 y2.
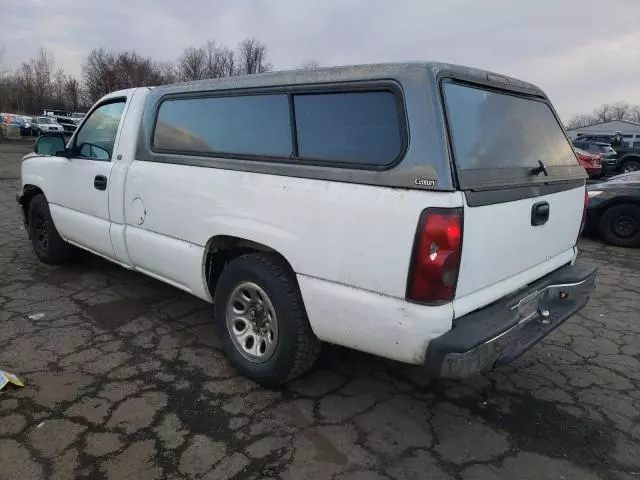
574 147 602 178
0 114 22 140
31 116 64 136
1 114 31 136
21 116 33 131
586 171 640 247
572 140 617 175
576 134 640 173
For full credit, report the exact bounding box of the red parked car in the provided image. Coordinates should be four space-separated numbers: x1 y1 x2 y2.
574 147 602 178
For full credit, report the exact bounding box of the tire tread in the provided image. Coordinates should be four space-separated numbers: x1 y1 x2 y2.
28 194 74 264
214 252 321 384
598 203 640 248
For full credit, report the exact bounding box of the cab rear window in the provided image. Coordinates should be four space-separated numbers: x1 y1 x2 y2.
152 89 404 168
443 83 581 187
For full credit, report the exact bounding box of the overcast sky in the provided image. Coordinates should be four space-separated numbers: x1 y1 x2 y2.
3 0 640 120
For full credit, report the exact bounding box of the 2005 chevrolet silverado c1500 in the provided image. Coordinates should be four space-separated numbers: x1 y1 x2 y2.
17 62 597 385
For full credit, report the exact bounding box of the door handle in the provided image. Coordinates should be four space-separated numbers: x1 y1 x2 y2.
531 201 549 226
94 175 107 191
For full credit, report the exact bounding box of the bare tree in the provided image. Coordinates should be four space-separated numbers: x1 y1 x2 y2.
1 37 276 114
215 46 237 77
155 61 179 85
299 60 320 70
0 46 87 114
83 48 165 102
610 101 631 121
177 39 269 80
52 69 67 109
208 42 238 78
630 106 640 124
593 103 616 123
14 48 55 113
83 48 118 102
566 114 597 130
178 46 207 81
238 38 272 75
63 77 81 111
203 41 220 78
114 51 158 89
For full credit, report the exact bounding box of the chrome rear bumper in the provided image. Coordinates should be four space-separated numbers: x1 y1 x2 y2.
425 262 597 379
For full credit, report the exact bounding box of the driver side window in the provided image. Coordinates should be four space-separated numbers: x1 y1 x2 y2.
74 100 126 161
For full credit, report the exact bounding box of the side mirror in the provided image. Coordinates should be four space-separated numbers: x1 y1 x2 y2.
34 133 67 156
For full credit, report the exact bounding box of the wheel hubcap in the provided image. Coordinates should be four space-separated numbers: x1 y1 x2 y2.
613 214 637 238
226 282 278 363
624 164 638 173
34 210 48 251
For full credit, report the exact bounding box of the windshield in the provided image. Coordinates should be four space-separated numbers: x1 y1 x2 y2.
444 83 579 183
38 117 54 124
592 144 612 153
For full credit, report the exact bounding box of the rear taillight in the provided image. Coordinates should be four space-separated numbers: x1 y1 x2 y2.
576 153 588 170
579 189 588 237
407 208 463 303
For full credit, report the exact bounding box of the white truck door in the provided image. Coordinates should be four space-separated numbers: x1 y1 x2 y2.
46 98 128 260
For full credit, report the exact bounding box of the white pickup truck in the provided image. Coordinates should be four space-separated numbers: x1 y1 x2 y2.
18 63 597 385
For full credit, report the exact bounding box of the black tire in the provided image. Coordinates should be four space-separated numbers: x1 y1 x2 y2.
214 253 321 385
27 194 74 264
620 159 640 173
598 204 640 248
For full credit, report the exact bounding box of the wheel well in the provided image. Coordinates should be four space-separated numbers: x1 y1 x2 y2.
620 155 640 165
203 235 293 297
604 198 640 208
21 185 44 224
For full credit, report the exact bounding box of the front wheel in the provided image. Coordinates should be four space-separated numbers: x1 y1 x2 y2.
214 253 321 385
599 204 640 248
27 194 74 264
621 160 640 173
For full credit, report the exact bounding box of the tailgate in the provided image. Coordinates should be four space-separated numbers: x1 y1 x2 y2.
442 80 587 316
456 185 584 299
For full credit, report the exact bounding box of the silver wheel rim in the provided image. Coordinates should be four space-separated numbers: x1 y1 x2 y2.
226 282 278 363
624 163 638 173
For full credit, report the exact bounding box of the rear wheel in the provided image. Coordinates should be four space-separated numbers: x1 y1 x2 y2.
214 253 321 385
598 204 640 248
28 194 74 264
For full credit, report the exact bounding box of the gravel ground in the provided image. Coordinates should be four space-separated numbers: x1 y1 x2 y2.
0 141 639 480
0 140 31 180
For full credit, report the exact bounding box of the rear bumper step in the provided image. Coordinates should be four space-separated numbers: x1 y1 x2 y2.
425 261 597 379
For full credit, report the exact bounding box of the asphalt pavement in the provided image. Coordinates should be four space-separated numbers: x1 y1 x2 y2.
0 141 639 480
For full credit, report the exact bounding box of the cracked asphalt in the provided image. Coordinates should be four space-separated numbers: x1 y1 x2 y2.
0 141 639 480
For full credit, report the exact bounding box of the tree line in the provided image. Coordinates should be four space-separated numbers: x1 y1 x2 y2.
0 39 319 115
566 101 640 129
